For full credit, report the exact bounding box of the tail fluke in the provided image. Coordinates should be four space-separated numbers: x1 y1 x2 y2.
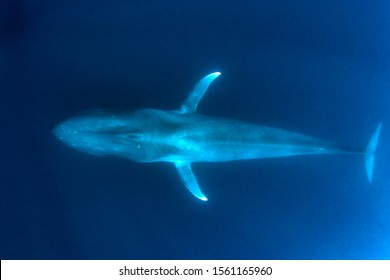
364 123 382 183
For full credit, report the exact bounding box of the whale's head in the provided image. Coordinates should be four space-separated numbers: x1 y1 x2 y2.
52 110 157 161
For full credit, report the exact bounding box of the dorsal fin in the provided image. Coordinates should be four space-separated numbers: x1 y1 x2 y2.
180 72 221 113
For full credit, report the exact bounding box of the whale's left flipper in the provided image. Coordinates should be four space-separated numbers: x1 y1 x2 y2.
175 162 208 201
364 122 382 183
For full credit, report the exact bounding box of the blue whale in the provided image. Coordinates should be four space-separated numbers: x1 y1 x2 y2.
53 72 382 201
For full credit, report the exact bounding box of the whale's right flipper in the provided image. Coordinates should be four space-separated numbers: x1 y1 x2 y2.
364 122 382 183
180 72 221 113
175 162 208 201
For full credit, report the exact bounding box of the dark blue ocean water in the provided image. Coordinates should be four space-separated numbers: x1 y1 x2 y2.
1 0 389 259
